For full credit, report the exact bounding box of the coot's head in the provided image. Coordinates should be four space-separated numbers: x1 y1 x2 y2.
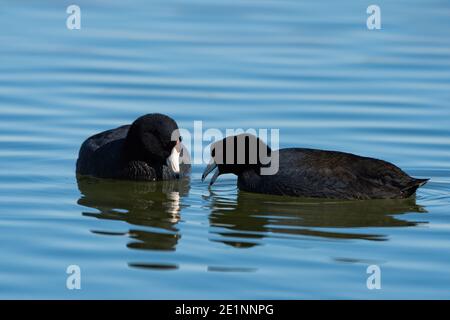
124 114 182 176
202 133 272 186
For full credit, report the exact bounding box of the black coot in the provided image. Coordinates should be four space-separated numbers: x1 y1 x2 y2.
202 134 428 200
76 113 190 180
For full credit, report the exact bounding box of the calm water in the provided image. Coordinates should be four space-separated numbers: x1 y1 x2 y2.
1 0 450 299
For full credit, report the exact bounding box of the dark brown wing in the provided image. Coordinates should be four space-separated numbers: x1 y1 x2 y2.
243 148 424 200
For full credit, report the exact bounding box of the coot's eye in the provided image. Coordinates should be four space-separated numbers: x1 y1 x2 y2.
211 148 216 157
179 136 183 142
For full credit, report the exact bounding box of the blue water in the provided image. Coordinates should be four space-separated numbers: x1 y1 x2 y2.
1 0 450 299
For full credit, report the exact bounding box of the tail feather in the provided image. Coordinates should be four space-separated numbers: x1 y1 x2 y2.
416 178 430 187
401 178 429 198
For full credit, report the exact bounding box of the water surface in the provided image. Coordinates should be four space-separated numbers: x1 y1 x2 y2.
1 0 450 299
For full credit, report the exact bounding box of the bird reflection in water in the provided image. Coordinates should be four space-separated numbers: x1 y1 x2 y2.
77 175 189 253
207 190 427 248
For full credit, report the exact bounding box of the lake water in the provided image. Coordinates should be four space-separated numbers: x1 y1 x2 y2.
1 0 450 299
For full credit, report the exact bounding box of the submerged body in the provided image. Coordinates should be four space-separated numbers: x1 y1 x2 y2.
76 114 190 181
203 134 428 200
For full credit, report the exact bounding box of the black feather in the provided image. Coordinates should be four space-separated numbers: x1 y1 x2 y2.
76 114 190 181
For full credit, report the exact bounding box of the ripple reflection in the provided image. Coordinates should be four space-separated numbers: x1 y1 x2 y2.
207 190 427 247
77 175 190 252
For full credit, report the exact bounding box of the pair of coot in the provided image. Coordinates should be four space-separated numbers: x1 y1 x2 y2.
76 114 428 200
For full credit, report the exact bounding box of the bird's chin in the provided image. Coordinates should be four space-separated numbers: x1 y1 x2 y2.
161 167 181 181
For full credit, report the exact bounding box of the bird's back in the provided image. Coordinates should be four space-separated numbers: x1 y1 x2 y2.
238 148 427 199
76 124 191 180
76 125 130 178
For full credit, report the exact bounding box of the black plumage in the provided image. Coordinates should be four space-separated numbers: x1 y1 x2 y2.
202 134 428 200
76 113 190 181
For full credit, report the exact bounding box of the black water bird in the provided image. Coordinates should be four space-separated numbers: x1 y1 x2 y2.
202 134 428 200
76 113 190 180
